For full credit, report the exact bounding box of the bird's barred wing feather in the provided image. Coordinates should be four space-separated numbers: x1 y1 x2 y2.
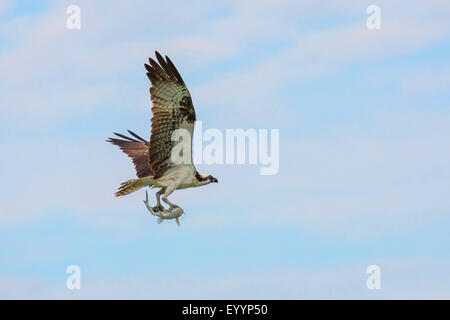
145 51 196 179
106 131 152 178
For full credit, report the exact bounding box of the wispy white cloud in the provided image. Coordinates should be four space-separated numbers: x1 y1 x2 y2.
401 67 450 95
1 0 449 126
196 19 450 124
2 110 448 241
0 1 12 15
182 111 450 238
1 257 448 299
1 0 450 300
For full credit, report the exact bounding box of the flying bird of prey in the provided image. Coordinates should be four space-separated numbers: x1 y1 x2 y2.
107 51 218 224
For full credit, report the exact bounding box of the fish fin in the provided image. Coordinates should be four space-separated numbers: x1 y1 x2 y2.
157 217 163 224
175 217 180 226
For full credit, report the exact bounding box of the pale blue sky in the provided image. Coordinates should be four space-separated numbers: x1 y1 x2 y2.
0 0 449 299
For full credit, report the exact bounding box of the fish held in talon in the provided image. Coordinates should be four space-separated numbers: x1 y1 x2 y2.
142 191 184 224
155 207 184 225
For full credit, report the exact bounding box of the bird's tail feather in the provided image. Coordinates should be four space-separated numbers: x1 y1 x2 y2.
115 176 154 197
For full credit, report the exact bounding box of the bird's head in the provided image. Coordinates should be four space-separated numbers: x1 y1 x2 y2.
195 172 218 186
208 175 218 183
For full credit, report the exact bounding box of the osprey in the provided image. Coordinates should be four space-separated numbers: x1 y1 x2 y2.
107 51 218 224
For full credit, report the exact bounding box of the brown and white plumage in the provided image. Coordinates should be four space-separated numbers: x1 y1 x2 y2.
107 51 217 221
106 130 151 178
145 51 196 179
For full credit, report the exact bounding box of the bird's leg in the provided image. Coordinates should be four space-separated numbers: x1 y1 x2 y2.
162 196 179 209
162 182 180 209
143 191 159 216
152 188 165 212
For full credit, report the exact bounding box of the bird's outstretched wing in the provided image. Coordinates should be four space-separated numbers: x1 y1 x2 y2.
144 51 196 179
106 130 152 178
